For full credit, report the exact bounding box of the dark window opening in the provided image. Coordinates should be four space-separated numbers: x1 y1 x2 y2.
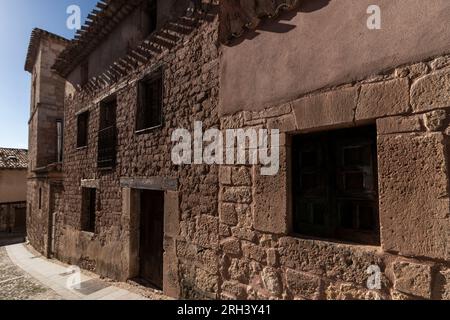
38 188 42 210
98 97 117 169
80 60 89 87
81 188 97 233
136 70 163 131
57 120 63 162
292 125 380 246
146 0 158 35
77 112 89 148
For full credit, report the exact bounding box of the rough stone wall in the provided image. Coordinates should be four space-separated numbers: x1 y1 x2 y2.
27 179 50 254
218 54 450 300
57 14 221 298
42 6 450 300
27 35 67 257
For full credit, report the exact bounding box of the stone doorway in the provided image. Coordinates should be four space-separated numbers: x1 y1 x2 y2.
138 189 165 289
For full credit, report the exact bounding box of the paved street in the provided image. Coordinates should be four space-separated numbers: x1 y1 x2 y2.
0 246 62 300
0 241 168 300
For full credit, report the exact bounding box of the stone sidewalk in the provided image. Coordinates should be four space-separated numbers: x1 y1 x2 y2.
1 243 158 300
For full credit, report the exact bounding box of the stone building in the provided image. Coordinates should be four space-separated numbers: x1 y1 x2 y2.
25 0 450 300
25 28 68 256
0 148 28 233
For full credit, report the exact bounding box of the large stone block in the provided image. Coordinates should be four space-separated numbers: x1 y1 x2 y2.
411 69 450 112
292 87 357 131
254 148 289 234
163 238 181 298
393 261 433 299
378 133 450 260
325 283 382 300
357 78 410 120
164 191 180 238
219 203 238 226
376 115 422 135
278 237 384 285
285 269 321 299
222 186 252 204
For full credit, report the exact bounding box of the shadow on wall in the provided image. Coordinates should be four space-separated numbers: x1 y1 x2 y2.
224 0 331 46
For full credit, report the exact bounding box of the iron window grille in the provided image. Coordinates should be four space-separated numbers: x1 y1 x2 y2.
136 69 163 132
98 97 117 169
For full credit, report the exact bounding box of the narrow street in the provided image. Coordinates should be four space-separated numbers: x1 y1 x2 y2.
0 237 168 301
0 246 62 300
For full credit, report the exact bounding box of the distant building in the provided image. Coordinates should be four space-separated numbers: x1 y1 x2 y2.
0 148 28 233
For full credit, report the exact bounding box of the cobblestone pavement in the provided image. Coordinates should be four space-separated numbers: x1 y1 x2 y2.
0 246 62 300
0 242 169 300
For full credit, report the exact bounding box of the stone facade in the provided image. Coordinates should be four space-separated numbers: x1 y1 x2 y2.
25 1 450 300
217 54 450 300
52 7 220 299
25 29 67 256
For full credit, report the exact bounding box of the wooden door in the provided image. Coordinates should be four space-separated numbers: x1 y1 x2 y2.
139 190 164 289
13 207 26 233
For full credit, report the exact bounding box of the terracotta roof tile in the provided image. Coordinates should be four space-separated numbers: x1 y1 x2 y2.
24 28 69 73
0 148 28 170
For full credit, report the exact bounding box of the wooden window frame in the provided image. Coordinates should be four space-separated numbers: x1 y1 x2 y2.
292 125 380 246
97 96 117 170
136 69 163 133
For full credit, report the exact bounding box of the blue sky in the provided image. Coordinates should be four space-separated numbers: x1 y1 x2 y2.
0 0 98 149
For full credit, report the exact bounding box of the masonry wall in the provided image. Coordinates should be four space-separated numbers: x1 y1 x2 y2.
218 55 450 300
27 35 66 256
57 13 221 299
45 5 450 300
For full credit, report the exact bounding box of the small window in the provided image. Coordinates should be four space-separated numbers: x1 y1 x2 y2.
146 0 158 35
77 112 89 148
292 125 380 245
81 188 97 233
80 60 89 87
136 70 163 132
57 120 63 162
38 188 42 210
98 97 117 169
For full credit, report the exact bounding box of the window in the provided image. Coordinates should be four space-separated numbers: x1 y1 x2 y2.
38 188 42 210
57 120 63 162
80 60 89 87
145 0 158 35
98 97 117 169
136 70 163 132
77 112 89 148
292 125 380 245
81 188 97 233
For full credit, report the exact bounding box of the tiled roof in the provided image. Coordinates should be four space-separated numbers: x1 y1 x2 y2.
53 0 144 77
52 1 215 93
24 28 69 73
0 149 28 170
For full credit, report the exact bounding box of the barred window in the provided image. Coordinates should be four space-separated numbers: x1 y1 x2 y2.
98 96 117 169
292 125 380 245
136 70 163 132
